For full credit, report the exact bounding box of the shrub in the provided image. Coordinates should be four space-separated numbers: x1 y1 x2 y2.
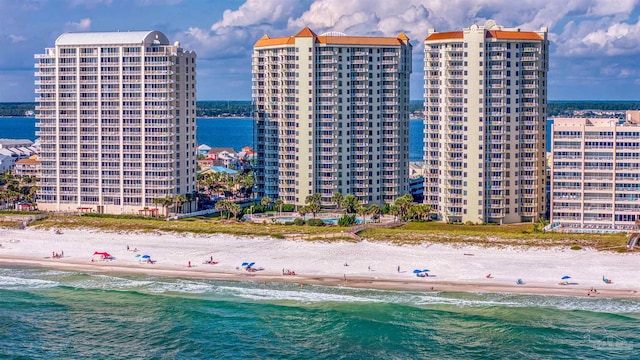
293 218 306 226
338 214 356 227
570 245 582 250
306 218 325 226
281 204 296 212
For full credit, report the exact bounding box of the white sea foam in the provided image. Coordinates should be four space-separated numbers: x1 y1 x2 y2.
0 275 58 289
69 274 154 290
146 279 216 294
216 284 387 304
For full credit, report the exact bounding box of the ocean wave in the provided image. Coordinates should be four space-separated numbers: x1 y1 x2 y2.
146 279 216 294
216 285 385 304
0 275 59 289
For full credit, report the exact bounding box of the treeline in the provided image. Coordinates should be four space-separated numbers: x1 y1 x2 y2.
548 101 640 117
3 100 640 118
0 103 34 117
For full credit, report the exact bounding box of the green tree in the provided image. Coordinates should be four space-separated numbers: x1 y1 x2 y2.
341 194 359 214
274 198 284 216
261 196 272 210
368 204 381 223
394 194 414 220
229 202 242 220
305 193 322 218
331 192 343 211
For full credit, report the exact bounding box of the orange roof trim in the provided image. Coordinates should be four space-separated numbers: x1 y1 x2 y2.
487 30 542 40
295 27 317 38
397 32 409 41
255 27 410 48
254 36 296 47
317 35 403 46
425 31 463 41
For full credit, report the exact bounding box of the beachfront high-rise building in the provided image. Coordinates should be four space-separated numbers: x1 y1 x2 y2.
423 20 548 224
35 31 197 215
550 112 640 231
252 28 412 206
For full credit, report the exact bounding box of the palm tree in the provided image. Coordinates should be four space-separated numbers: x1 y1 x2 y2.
298 205 308 219
229 202 242 220
215 200 227 219
307 202 321 218
173 194 188 214
261 196 272 210
331 192 343 211
357 205 368 223
305 193 322 218
368 204 381 223
394 194 414 221
305 193 321 206
274 198 284 216
341 194 359 214
159 195 173 216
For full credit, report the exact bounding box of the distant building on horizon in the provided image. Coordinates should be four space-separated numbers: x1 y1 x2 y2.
35 30 197 215
423 20 549 224
550 112 640 231
252 27 412 207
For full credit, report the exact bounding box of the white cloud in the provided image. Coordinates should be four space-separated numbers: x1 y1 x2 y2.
65 18 92 31
8 34 27 42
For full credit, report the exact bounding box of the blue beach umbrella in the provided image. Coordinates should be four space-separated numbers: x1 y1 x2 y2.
422 269 430 273
141 255 150 259
561 275 571 280
413 269 422 274
241 262 248 267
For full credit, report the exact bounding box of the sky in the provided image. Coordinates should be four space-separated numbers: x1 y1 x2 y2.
1 0 640 102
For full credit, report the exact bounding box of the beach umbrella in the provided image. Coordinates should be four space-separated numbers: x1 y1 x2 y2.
249 262 255 268
141 255 150 259
241 262 248 267
413 269 422 274
561 275 571 280
422 269 430 272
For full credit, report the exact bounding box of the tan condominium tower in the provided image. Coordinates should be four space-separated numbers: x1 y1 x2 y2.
35 31 197 215
252 27 412 207
424 20 549 224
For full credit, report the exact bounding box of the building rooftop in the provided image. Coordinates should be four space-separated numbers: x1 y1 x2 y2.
255 27 409 48
0 139 33 148
55 31 169 46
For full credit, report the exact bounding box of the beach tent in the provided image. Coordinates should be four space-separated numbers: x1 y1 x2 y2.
92 251 113 261
561 275 571 280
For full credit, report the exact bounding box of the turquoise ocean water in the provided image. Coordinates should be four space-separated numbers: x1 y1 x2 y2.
0 266 638 359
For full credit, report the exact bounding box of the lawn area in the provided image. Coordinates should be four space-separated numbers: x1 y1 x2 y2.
30 214 345 239
360 222 628 250
21 214 631 251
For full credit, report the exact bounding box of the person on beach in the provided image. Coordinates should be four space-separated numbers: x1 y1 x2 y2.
397 266 400 273
188 261 191 268
127 245 130 251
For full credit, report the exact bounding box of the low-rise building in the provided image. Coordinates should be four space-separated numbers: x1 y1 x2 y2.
14 156 41 177
0 155 15 173
0 139 33 149
550 112 640 231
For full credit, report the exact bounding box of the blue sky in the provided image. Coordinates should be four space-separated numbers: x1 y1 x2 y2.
1 0 640 101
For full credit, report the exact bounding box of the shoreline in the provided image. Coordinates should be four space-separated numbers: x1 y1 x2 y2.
1 228 639 299
1 256 638 299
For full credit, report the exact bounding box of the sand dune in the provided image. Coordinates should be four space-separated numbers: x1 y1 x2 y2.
1 228 639 298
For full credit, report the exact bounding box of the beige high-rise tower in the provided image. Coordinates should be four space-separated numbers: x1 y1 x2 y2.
35 31 197 215
252 28 412 206
424 21 548 224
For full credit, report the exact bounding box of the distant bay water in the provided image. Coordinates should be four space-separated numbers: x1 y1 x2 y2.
0 117 554 161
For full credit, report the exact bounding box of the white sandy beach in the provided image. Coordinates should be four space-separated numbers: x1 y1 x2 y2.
1 227 639 298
